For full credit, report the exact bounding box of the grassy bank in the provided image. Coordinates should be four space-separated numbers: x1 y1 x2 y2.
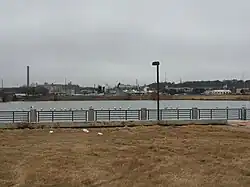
1 125 250 186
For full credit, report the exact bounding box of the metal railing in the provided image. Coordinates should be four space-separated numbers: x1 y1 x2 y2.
37 110 87 122
198 108 242 120
0 111 29 123
0 108 249 123
95 110 141 121
247 109 250 119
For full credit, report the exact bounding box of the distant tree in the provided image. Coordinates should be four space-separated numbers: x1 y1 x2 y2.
97 85 103 93
192 88 205 94
27 87 35 95
148 79 250 90
168 89 177 95
36 86 49 96
240 89 245 95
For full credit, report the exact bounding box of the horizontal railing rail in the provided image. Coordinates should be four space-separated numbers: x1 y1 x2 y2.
0 107 249 124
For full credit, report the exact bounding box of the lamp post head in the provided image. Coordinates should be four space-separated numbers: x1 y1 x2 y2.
152 61 160 66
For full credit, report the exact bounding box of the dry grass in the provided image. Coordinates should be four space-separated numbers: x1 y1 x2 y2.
1 125 250 187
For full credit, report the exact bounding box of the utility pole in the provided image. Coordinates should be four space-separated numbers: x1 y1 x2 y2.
64 78 67 94
136 79 139 90
243 73 246 89
27 66 30 88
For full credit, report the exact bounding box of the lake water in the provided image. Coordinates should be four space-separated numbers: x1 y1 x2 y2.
0 100 250 110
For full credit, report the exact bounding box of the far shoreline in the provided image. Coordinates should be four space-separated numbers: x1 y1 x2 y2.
4 94 250 102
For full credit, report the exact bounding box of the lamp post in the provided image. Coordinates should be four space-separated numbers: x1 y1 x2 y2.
152 61 160 121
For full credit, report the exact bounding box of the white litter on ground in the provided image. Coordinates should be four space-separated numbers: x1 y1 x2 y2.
82 129 89 133
97 132 103 136
49 130 54 134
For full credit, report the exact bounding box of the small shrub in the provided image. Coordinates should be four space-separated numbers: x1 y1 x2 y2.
16 122 31 129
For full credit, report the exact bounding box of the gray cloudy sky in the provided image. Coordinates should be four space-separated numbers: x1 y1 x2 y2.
0 0 250 87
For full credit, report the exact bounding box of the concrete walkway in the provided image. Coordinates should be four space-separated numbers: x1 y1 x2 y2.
1 119 228 129
228 120 250 127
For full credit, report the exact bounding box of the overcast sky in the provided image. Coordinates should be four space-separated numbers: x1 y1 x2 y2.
0 0 250 87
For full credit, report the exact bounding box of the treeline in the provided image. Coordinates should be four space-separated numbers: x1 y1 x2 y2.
148 79 250 91
2 86 49 96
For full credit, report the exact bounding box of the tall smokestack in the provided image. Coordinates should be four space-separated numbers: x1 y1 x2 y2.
27 66 30 87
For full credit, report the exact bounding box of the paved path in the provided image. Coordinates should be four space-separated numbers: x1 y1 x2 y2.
228 120 250 128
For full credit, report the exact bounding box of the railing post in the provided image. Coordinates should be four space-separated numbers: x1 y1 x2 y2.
72 111 74 121
12 111 15 123
30 108 37 123
241 107 247 120
177 108 180 119
85 110 88 121
52 111 54 122
88 107 95 121
37 111 40 122
192 108 199 120
140 108 147 120
125 110 127 120
238 109 241 120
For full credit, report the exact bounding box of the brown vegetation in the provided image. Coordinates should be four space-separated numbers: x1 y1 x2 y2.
153 94 250 101
1 125 250 187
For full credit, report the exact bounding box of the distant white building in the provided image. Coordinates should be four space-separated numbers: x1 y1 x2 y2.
117 83 134 89
236 88 250 95
204 90 232 95
143 86 149 93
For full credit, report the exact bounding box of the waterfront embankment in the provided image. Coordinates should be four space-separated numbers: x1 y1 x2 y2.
1 119 228 129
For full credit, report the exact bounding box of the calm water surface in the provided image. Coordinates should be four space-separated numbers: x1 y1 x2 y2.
0 100 250 110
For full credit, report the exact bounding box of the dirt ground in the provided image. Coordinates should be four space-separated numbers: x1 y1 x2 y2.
1 125 250 187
